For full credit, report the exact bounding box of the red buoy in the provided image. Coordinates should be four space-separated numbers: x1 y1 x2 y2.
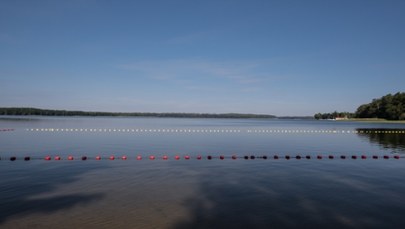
55 156 61 160
394 155 400 159
175 155 180 160
383 155 389 159
45 156 51 161
149 155 155 160
220 155 225 160
162 155 168 160
121 155 127 160
361 155 367 159
109 155 115 160
184 155 190 160
232 155 237 160
68 156 74 160
137 155 142 160
197 155 202 160
95 156 102 160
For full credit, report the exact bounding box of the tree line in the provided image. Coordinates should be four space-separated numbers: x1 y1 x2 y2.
355 92 405 120
314 111 354 120
0 107 276 119
315 92 405 120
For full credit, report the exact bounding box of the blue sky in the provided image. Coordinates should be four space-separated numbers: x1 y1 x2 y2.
1 0 404 116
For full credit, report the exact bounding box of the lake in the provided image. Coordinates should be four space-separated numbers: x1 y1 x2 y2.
1 117 405 229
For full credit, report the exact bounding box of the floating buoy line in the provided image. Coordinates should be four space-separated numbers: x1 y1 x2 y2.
1 154 402 161
17 128 405 134
2 128 404 162
0 128 403 134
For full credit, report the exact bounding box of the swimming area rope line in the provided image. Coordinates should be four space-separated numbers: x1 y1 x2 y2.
1 154 402 161
15 128 405 134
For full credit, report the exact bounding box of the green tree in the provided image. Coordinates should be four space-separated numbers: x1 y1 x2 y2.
355 92 405 120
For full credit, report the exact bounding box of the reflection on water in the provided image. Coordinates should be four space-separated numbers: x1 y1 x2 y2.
171 162 405 229
356 128 405 152
0 162 105 226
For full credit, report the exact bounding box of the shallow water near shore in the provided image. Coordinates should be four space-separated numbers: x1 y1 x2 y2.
1 117 405 228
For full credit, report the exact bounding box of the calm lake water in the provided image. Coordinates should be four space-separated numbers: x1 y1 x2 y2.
1 117 405 229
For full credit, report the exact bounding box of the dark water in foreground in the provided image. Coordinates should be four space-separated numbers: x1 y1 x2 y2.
1 117 405 229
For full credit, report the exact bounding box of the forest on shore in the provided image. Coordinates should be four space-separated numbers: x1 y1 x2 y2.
0 107 276 119
315 92 405 120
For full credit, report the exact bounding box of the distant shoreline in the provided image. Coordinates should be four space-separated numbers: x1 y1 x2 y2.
0 107 274 119
0 107 314 119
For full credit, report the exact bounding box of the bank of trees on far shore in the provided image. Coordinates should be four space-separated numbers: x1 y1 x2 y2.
315 92 405 120
0 107 276 119
314 112 354 120
355 92 405 120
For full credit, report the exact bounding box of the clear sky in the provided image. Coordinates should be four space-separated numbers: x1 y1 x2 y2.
1 0 404 116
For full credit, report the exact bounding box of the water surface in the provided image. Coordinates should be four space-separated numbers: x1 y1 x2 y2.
1 117 405 228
